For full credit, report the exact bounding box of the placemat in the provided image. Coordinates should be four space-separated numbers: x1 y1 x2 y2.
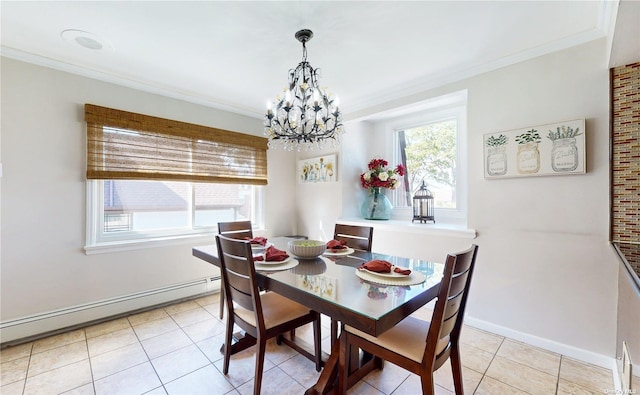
255 259 299 272
355 268 426 286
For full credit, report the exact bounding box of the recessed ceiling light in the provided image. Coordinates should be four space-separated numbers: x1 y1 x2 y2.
61 29 111 51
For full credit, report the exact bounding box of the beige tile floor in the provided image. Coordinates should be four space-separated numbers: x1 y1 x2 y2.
1 293 632 395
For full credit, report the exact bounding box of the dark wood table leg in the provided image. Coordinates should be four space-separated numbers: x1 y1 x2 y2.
219 331 257 354
305 337 340 394
305 333 382 395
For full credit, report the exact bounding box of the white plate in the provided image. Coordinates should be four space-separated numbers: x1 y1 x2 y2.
255 258 299 272
358 266 411 278
251 242 272 250
355 268 425 286
323 247 355 256
254 256 290 265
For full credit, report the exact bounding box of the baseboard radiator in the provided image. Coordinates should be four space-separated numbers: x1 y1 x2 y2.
0 277 220 346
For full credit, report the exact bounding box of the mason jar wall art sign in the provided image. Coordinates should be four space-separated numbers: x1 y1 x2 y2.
548 125 581 172
485 134 508 176
483 119 585 179
515 129 541 174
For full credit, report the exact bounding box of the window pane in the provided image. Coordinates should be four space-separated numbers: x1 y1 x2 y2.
194 183 253 227
100 180 256 239
397 119 457 209
104 180 190 233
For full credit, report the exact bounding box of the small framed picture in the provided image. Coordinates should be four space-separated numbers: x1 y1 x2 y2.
298 154 337 183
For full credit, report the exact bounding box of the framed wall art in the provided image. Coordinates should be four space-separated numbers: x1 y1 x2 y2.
298 154 337 183
483 119 586 179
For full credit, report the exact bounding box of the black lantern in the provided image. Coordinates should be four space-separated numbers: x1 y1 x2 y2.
412 181 435 223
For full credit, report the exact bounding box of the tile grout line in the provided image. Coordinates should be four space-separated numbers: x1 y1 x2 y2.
161 303 237 394
21 342 34 395
476 336 505 394
555 355 563 395
84 330 98 395
149 305 186 394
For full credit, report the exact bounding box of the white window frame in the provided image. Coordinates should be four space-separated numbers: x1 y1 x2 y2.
85 180 264 254
385 92 468 225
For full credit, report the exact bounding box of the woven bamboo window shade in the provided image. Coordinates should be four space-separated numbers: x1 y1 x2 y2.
85 104 268 185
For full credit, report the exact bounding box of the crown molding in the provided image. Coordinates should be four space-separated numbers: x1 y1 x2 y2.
0 46 264 120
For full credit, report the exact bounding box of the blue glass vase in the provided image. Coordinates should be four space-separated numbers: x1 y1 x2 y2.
361 187 393 220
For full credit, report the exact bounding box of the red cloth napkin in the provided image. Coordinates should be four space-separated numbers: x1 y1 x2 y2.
245 236 268 246
254 246 289 262
326 239 347 252
358 260 411 275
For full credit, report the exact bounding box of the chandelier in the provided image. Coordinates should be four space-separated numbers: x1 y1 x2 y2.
264 29 344 151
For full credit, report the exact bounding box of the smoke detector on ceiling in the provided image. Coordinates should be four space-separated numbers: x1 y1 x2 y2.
61 29 112 51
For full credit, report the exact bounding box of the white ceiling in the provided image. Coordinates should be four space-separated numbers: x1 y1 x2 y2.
1 1 636 119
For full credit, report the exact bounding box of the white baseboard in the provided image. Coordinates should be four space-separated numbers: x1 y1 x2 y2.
465 316 617 370
0 277 221 344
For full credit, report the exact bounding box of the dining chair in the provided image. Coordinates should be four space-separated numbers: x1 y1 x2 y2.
333 223 374 252
216 234 322 395
338 244 479 395
331 224 375 344
217 221 253 319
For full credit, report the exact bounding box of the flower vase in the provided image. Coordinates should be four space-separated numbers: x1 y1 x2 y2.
361 187 393 220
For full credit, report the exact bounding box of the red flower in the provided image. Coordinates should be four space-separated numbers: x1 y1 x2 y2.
360 158 405 191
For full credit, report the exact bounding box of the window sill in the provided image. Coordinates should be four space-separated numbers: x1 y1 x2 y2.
84 233 217 255
337 218 477 239
85 228 270 255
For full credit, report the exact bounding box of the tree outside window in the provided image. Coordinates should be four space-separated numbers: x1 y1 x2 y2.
397 119 457 209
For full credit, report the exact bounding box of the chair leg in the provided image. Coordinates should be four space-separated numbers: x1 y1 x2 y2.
450 345 465 395
313 314 322 372
253 337 267 395
219 281 225 319
420 373 436 395
331 318 339 345
338 331 349 394
222 316 234 375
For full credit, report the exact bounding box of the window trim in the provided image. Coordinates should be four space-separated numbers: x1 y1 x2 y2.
85 180 264 254
382 92 468 225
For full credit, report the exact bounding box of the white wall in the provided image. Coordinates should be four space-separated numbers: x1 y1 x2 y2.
297 39 620 365
0 58 297 339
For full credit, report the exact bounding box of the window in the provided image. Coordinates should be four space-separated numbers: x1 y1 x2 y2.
391 94 467 224
89 179 261 245
397 118 458 209
84 104 267 251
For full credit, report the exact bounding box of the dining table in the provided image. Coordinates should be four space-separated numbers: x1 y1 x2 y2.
192 237 445 394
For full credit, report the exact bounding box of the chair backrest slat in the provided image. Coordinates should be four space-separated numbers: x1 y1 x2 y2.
442 290 464 322
228 287 254 311
424 245 478 362
218 220 253 240
334 224 374 252
448 270 470 297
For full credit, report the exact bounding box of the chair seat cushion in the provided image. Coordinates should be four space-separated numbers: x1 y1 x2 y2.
345 316 449 363
235 292 311 329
